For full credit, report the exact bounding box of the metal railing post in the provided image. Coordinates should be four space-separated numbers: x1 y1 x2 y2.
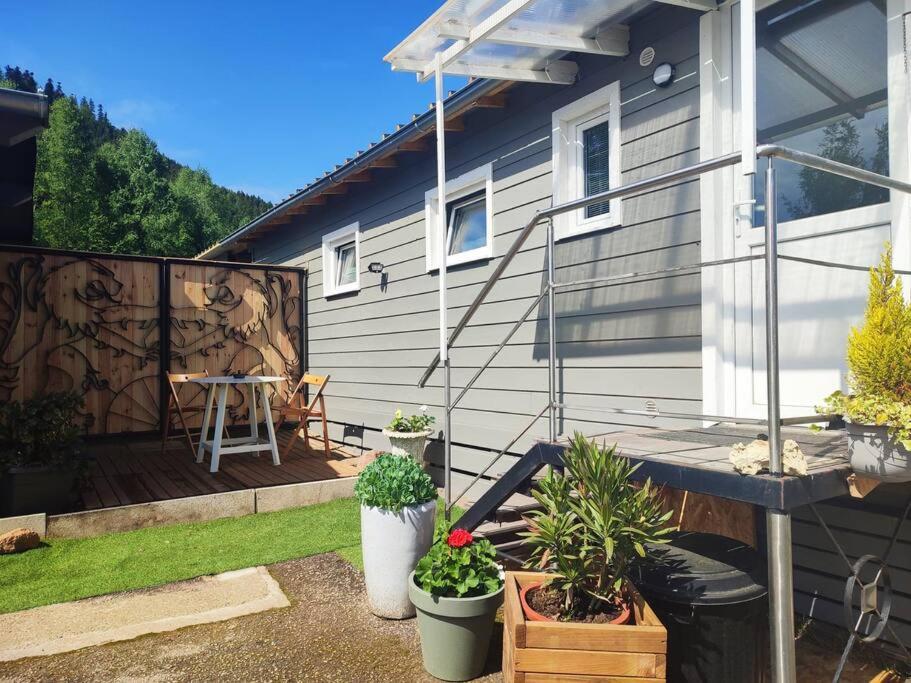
546 220 557 442
764 158 797 683
433 56 452 521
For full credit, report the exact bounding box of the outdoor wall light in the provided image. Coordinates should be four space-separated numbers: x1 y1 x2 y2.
368 262 384 274
652 62 676 88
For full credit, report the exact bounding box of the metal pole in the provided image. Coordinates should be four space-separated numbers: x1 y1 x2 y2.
546 220 557 442
764 160 796 682
433 56 452 521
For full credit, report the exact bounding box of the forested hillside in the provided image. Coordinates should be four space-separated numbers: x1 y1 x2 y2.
2 66 271 257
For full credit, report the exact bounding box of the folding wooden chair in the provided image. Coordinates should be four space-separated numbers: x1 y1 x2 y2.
161 371 228 458
275 374 331 459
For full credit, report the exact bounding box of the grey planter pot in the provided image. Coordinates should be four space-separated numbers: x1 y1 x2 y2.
846 422 911 483
407 571 504 681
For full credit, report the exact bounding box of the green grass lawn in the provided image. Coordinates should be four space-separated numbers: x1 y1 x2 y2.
0 496 462 614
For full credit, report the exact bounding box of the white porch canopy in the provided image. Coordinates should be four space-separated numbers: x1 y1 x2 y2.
384 0 717 84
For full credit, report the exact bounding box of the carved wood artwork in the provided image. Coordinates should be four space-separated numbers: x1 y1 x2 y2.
0 249 304 435
169 262 302 428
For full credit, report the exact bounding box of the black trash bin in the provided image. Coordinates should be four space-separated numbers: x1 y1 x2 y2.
633 531 769 683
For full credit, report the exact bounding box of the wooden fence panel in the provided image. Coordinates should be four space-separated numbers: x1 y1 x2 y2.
0 246 305 435
0 249 161 434
167 262 303 427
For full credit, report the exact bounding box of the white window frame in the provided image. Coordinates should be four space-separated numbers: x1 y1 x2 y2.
321 222 360 298
425 163 494 271
552 80 622 241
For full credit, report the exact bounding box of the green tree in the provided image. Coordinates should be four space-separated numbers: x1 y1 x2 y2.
33 98 100 250
94 129 191 255
170 167 221 253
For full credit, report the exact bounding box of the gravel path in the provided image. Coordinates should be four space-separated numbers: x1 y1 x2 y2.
0 552 888 682
0 553 501 682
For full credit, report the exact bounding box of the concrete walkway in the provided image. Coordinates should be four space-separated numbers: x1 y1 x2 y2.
0 566 289 661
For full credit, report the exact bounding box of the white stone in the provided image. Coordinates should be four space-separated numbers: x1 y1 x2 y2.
729 439 807 476
360 500 436 619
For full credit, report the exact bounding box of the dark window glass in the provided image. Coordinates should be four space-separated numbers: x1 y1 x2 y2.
583 120 611 218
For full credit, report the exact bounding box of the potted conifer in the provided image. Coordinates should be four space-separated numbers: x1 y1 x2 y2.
501 433 672 680
817 244 911 482
382 407 435 464
408 528 504 681
354 453 437 618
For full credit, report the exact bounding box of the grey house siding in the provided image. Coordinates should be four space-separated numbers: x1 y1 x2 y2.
255 5 704 499
249 3 910 647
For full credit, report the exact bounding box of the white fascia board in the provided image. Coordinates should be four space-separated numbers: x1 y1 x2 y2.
486 25 630 57
653 0 718 10
392 58 578 85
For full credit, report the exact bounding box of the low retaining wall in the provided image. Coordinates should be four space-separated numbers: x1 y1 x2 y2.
2 478 358 540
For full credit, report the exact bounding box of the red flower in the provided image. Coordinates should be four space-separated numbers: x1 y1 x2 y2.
447 529 473 548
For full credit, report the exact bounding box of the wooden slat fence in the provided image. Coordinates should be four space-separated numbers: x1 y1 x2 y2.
0 245 306 435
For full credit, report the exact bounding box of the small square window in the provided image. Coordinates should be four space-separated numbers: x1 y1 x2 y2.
322 222 360 297
425 164 494 271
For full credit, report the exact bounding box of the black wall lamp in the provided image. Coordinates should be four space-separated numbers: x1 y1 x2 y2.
368 262 384 274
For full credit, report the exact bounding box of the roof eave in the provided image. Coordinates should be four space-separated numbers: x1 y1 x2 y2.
198 77 504 260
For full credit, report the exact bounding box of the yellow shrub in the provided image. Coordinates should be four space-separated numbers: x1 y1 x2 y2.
845 243 911 401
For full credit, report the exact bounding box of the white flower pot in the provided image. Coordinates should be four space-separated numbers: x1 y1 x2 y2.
361 499 436 619
846 422 911 483
382 429 433 464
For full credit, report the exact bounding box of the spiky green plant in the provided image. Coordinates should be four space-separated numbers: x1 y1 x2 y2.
521 433 675 618
818 243 911 448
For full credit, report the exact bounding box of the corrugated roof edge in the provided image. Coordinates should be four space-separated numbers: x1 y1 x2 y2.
197 77 502 260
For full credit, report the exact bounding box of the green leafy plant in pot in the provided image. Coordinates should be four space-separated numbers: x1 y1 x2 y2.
815 244 911 482
408 527 504 681
520 432 674 624
382 407 435 464
354 453 437 619
0 391 86 516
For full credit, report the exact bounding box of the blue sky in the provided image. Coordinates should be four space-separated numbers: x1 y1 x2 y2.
5 1 465 203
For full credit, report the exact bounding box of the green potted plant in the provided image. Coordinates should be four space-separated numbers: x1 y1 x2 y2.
0 391 86 516
519 433 674 623
499 433 673 680
816 244 911 482
354 453 437 619
382 406 435 464
408 528 504 681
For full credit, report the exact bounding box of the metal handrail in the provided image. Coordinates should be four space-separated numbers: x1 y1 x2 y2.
446 403 550 512
757 145 911 194
429 142 911 515
417 151 744 387
419 144 911 388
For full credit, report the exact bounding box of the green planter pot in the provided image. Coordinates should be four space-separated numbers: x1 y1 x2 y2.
407 571 504 681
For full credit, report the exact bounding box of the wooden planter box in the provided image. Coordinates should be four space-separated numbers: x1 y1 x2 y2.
503 571 668 683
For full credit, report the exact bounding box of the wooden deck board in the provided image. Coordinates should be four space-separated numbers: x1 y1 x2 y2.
79 428 364 512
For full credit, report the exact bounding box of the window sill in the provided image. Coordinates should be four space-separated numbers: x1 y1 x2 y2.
323 282 360 299
554 213 622 242
426 245 493 272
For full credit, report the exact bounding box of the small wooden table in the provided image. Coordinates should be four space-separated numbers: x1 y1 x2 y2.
191 375 286 473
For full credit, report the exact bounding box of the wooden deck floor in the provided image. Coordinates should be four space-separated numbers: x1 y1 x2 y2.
80 430 365 511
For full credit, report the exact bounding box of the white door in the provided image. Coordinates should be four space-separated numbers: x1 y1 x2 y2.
702 0 909 420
